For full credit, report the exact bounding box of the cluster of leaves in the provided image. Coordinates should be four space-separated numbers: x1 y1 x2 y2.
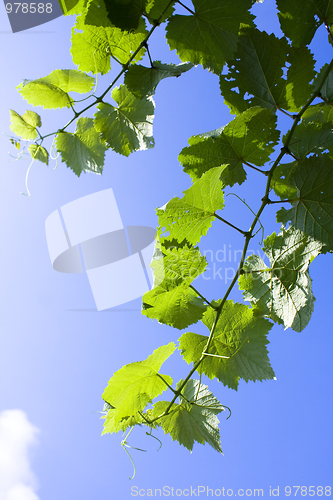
9 0 333 464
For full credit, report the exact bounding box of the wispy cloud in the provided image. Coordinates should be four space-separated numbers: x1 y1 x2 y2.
0 410 41 500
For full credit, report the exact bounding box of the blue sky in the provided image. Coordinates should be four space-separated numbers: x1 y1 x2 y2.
0 2 332 499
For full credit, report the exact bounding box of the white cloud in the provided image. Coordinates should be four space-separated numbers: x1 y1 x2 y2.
0 410 41 500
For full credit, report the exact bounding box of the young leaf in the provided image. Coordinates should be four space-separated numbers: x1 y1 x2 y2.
94 85 155 156
179 107 280 185
71 0 148 74
28 144 49 165
276 0 333 47
55 117 106 176
179 301 275 390
165 0 254 74
9 110 41 140
276 155 333 253
152 379 224 452
239 227 322 331
124 61 193 99
102 343 176 423
157 166 225 245
142 243 207 329
220 28 315 114
102 411 144 435
16 70 94 109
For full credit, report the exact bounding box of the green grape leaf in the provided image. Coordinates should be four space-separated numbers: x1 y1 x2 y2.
276 0 333 47
71 0 148 74
16 70 94 109
28 144 49 165
9 110 41 140
145 0 175 23
102 343 176 423
124 61 193 99
58 0 87 15
156 166 225 245
179 107 280 185
271 162 298 200
142 244 207 329
302 103 333 126
315 63 333 102
277 154 333 253
152 379 223 452
220 27 315 114
283 45 316 111
239 228 322 332
55 117 106 176
179 301 274 390
103 0 146 31
285 120 333 160
102 410 144 435
166 0 254 74
94 85 155 156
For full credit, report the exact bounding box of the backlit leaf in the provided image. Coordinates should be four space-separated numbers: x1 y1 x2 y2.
157 166 225 245
94 85 155 155
220 27 315 114
179 300 274 390
28 144 49 165
71 0 148 74
55 117 106 176
124 61 193 99
103 0 146 31
179 107 280 185
276 0 333 47
102 343 176 423
9 110 41 140
166 0 254 74
152 379 223 452
239 227 322 331
16 70 94 109
277 155 333 252
145 0 175 22
142 243 207 329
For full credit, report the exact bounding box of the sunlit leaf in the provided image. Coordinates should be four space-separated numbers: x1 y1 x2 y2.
179 300 274 390
277 155 333 253
55 117 106 176
9 110 41 140
102 343 176 423
239 227 322 331
94 85 155 155
166 0 254 74
152 379 224 452
179 107 279 185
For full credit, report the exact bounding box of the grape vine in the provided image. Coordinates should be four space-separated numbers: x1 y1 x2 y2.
8 0 333 476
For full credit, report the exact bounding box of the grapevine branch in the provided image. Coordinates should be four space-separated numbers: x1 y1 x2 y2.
27 0 184 144
146 55 333 427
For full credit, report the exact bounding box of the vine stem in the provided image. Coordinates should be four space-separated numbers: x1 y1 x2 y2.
243 161 269 175
214 213 248 235
147 55 333 427
189 285 218 309
176 0 195 15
